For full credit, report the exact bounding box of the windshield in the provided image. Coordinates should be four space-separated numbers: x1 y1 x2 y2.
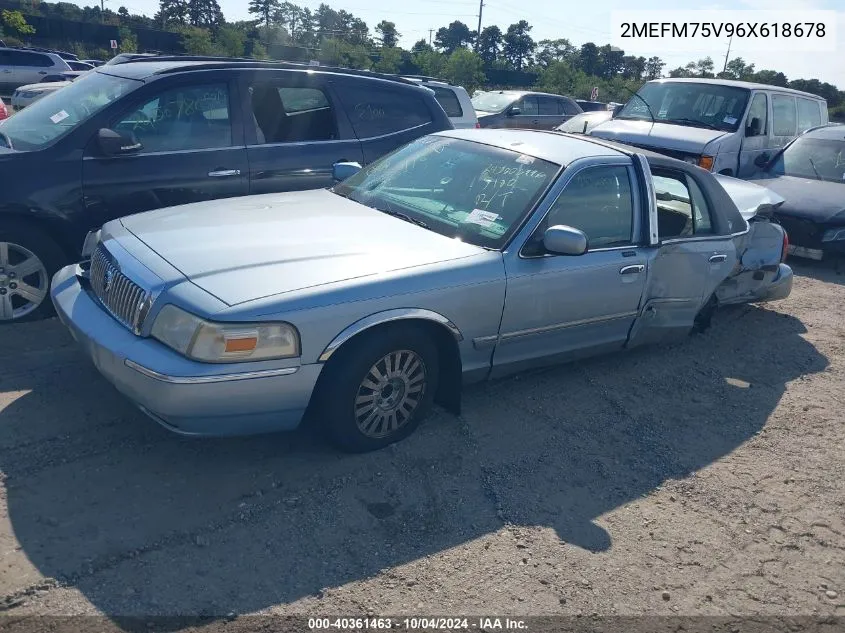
617 81 750 132
768 136 845 184
471 92 518 113
332 136 561 249
0 71 138 150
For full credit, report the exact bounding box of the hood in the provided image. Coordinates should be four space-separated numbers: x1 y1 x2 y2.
119 189 485 306
589 119 728 153
751 175 845 224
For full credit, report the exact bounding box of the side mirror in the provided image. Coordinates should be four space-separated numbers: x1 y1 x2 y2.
332 161 362 182
754 153 771 168
97 128 141 156
543 225 588 256
746 117 762 137
507 106 521 117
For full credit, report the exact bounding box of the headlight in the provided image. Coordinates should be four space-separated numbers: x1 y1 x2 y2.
683 156 698 165
822 227 845 242
151 304 300 363
81 229 101 259
20 91 38 98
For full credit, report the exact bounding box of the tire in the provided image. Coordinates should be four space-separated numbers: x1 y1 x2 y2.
0 221 67 323
316 324 440 453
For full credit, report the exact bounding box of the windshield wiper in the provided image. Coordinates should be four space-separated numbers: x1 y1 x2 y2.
664 118 721 131
377 207 430 229
807 156 823 181
0 130 12 150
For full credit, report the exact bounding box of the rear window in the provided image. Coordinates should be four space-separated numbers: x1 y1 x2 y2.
432 86 463 118
796 98 821 133
9 51 53 67
336 84 433 138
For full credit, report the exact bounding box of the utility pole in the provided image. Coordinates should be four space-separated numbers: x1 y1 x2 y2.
722 34 732 73
476 0 484 46
428 28 434 45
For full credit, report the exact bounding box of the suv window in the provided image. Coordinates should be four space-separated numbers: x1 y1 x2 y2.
519 96 539 115
561 98 580 115
544 165 634 248
8 51 53 67
538 96 559 116
250 84 337 143
772 94 797 136
652 170 712 239
746 93 767 136
114 83 232 153
431 86 463 118
336 84 433 138
796 97 821 133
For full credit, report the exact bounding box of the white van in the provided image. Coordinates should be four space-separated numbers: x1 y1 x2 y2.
590 78 828 178
402 76 479 129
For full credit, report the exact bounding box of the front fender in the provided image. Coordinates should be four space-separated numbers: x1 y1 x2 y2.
317 308 463 362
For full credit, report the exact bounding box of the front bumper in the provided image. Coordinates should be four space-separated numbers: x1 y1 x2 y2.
50 264 323 437
752 263 794 303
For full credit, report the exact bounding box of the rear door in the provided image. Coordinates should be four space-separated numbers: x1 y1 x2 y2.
82 74 248 228
333 79 442 165
13 51 54 87
534 96 563 130
0 50 16 94
243 70 363 193
628 157 737 346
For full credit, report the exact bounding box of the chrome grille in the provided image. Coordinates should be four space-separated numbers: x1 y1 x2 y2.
89 245 150 333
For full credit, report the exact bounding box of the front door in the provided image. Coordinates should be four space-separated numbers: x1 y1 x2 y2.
628 165 736 346
82 77 248 229
244 72 363 193
738 91 770 177
492 160 647 377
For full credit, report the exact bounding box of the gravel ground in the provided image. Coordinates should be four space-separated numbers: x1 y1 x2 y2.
0 260 843 629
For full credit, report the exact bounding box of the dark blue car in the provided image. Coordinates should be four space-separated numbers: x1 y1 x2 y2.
0 58 452 322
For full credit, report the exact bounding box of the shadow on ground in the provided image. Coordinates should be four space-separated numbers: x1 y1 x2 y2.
0 304 828 622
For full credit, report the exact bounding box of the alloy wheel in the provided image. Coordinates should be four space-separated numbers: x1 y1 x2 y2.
354 349 427 438
0 242 49 321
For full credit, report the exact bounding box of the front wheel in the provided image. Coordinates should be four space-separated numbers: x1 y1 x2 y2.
0 223 65 323
317 325 440 452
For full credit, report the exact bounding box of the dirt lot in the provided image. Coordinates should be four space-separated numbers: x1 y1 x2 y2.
0 260 843 627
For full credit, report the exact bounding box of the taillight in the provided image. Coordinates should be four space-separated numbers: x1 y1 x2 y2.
475 122 481 128
781 229 789 263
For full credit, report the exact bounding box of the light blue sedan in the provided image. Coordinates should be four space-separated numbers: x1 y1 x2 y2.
51 130 793 452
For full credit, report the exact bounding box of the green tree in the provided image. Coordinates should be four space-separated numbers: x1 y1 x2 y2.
434 20 473 54
620 55 646 80
644 56 664 79
188 0 223 29
724 57 755 80
117 25 137 52
535 38 575 69
318 37 370 69
1 10 36 36
443 47 485 93
414 49 445 78
373 45 401 73
537 60 581 96
117 6 129 22
179 25 215 54
214 24 246 56
502 20 534 71
158 0 188 26
375 20 398 48
752 69 788 87
578 42 599 75
597 44 624 79
411 39 432 55
248 0 278 28
476 25 503 67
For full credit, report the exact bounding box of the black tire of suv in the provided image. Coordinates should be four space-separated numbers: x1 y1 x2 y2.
316 324 440 453
0 222 66 323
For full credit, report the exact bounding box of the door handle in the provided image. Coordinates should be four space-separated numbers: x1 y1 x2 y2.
620 264 645 275
709 254 727 263
208 169 241 178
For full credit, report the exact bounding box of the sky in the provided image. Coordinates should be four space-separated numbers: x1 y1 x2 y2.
103 0 844 87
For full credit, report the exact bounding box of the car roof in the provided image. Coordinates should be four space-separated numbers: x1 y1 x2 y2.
436 128 625 164
97 58 423 88
802 124 845 140
646 78 825 100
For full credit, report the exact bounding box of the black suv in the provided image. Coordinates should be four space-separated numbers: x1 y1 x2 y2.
0 58 452 322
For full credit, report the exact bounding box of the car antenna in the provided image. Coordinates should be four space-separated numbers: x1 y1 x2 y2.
622 85 656 124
